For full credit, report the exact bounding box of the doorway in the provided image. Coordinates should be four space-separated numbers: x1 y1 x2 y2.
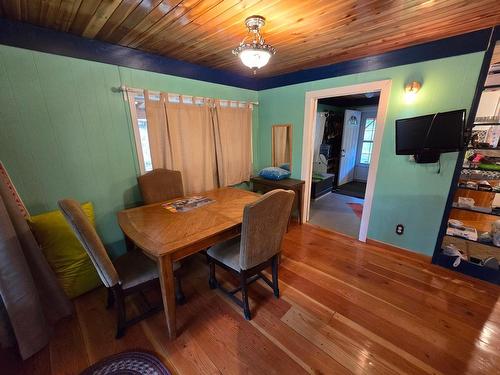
301 80 392 241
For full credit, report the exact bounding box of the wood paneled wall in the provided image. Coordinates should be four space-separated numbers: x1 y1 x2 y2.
0 44 257 256
0 44 139 254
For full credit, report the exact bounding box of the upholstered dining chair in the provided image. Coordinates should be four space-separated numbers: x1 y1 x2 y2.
207 189 295 320
58 199 185 338
137 168 184 204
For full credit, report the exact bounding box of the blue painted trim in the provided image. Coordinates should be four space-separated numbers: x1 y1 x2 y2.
256 28 495 90
0 19 260 90
0 18 495 91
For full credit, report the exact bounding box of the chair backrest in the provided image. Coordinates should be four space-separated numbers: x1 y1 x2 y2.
137 168 184 205
58 199 119 288
239 189 295 270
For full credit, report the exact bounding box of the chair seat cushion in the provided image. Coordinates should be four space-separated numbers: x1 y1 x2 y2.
114 251 180 290
207 237 241 271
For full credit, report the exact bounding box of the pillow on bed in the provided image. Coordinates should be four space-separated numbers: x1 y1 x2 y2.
259 167 291 180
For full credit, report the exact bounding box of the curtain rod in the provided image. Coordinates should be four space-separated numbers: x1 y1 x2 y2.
114 85 259 106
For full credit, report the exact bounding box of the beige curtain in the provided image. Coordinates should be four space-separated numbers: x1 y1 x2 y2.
165 98 218 194
144 91 170 170
212 102 253 186
142 91 252 192
0 164 72 359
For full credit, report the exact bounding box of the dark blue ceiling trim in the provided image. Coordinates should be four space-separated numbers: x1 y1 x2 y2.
256 28 495 90
0 18 495 92
0 18 260 91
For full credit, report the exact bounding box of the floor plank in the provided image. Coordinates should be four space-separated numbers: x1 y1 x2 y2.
49 314 89 375
3 223 500 374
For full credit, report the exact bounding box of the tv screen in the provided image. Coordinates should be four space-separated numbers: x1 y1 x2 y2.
395 109 466 155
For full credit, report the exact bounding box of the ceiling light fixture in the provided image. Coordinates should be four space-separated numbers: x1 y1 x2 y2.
232 15 276 73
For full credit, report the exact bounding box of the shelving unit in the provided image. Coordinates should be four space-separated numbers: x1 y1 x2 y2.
433 35 500 284
466 147 500 151
445 137 500 252
444 233 498 246
440 234 500 283
461 166 500 171
451 204 499 216
457 186 500 193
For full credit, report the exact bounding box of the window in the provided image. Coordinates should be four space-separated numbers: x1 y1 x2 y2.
125 87 253 191
137 118 153 172
359 118 376 164
128 92 153 173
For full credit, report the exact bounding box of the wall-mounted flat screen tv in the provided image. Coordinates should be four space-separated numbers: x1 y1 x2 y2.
395 109 466 155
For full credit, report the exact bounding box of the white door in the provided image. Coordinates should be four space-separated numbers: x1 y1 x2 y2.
338 110 361 185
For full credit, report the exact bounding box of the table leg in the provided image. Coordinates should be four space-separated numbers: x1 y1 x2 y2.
157 254 177 339
124 235 135 252
297 187 303 224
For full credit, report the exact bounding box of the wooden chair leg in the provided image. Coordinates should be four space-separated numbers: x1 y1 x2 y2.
113 286 126 339
271 255 280 298
209 259 217 289
240 271 251 320
201 249 209 264
174 274 186 305
106 287 115 309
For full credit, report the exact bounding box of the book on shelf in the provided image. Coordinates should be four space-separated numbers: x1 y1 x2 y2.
446 226 478 241
475 116 500 124
452 201 492 213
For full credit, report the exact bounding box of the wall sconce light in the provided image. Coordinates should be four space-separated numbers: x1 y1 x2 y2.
404 81 422 102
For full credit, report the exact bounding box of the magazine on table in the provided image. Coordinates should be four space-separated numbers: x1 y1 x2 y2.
162 196 214 212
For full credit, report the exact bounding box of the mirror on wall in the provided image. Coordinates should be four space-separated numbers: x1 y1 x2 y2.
272 124 292 171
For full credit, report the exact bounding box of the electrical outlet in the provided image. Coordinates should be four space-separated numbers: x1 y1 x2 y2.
396 224 404 235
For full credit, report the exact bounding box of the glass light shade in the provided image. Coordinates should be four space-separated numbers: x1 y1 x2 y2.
239 48 272 69
404 81 421 103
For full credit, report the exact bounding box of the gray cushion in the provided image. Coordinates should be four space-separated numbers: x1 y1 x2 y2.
207 237 241 271
240 189 294 270
208 189 294 271
59 198 181 290
114 250 181 290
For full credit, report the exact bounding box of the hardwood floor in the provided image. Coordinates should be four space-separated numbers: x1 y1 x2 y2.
3 224 500 374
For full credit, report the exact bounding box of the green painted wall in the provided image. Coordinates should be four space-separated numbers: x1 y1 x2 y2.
0 44 258 257
257 53 484 255
0 41 486 256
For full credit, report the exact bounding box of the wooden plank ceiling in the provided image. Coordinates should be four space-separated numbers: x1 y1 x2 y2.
0 0 499 77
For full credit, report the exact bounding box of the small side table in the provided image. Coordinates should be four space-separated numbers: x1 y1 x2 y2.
250 176 305 224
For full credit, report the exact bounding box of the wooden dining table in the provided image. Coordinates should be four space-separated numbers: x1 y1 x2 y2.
117 187 260 339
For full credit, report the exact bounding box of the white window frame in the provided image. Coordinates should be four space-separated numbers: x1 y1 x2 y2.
126 89 147 175
358 115 377 165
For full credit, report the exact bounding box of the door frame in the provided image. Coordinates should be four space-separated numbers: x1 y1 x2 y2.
301 80 392 242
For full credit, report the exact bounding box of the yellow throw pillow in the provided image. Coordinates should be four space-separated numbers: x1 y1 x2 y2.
29 202 102 299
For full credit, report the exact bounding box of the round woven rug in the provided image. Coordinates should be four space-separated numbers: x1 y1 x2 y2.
81 351 171 375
